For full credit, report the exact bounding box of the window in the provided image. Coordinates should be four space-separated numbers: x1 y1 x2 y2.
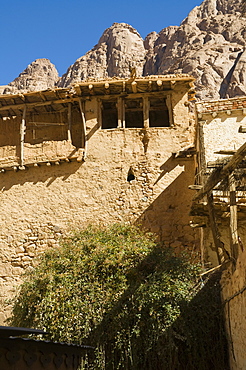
101 100 118 129
149 98 170 127
100 95 171 129
125 99 143 128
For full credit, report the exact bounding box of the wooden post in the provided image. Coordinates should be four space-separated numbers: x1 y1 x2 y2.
117 97 123 128
122 99 125 128
198 121 207 186
131 81 137 93
20 106 27 167
79 99 87 159
166 95 173 126
229 173 239 262
67 103 72 142
199 227 205 269
97 99 102 128
143 96 149 128
207 193 222 265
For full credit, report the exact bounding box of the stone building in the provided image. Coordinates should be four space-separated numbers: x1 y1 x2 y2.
0 74 197 322
193 96 246 265
192 96 246 370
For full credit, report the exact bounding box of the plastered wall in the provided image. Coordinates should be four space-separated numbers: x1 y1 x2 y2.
0 87 198 322
195 97 246 265
202 113 246 164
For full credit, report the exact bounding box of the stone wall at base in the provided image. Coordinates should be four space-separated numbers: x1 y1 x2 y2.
0 127 197 323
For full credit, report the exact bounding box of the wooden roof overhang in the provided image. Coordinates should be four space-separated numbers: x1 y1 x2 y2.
73 74 195 97
0 74 195 118
0 88 76 118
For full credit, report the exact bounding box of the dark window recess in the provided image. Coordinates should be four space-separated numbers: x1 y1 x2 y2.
125 99 143 128
149 98 170 127
102 101 118 129
127 168 135 182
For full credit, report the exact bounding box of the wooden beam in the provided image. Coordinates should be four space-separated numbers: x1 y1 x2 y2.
143 96 149 128
207 193 222 265
199 227 205 268
97 99 102 129
194 140 246 201
131 81 137 93
27 122 66 127
166 95 173 126
20 106 27 167
122 99 125 128
79 99 87 159
67 102 72 142
229 173 239 262
0 97 78 113
39 92 47 102
189 185 203 190
170 81 176 89
214 150 237 155
198 121 207 185
117 97 123 128
206 193 230 263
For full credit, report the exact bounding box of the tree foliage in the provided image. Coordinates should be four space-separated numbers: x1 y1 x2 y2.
9 224 228 369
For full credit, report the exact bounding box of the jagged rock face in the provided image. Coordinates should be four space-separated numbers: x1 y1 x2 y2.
4 59 59 94
4 0 246 100
187 0 241 19
57 23 146 88
144 0 246 100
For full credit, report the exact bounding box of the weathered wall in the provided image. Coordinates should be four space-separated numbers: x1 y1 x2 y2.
196 97 246 164
0 85 198 323
194 97 246 266
193 97 246 369
221 250 246 370
0 109 83 166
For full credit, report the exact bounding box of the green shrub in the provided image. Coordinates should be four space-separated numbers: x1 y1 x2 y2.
9 224 203 369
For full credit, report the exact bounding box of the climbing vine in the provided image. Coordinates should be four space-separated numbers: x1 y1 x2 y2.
9 224 229 369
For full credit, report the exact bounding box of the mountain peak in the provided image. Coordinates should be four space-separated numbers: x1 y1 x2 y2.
4 58 59 94
57 22 146 88
184 0 243 24
3 0 246 100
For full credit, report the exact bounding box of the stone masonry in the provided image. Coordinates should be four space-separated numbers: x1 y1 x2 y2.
0 75 198 322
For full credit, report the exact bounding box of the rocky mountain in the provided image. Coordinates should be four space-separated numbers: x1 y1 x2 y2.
57 23 146 87
3 59 59 94
3 0 246 100
144 0 246 99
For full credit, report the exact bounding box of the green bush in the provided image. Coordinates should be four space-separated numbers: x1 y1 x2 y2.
9 224 203 369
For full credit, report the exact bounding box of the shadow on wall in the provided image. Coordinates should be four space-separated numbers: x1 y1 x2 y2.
0 160 84 191
135 155 196 246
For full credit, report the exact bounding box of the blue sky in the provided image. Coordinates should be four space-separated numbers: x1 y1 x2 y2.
0 0 201 85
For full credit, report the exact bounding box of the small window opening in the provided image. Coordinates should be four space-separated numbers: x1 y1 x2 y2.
102 100 118 129
149 98 170 127
127 168 135 182
125 99 143 128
